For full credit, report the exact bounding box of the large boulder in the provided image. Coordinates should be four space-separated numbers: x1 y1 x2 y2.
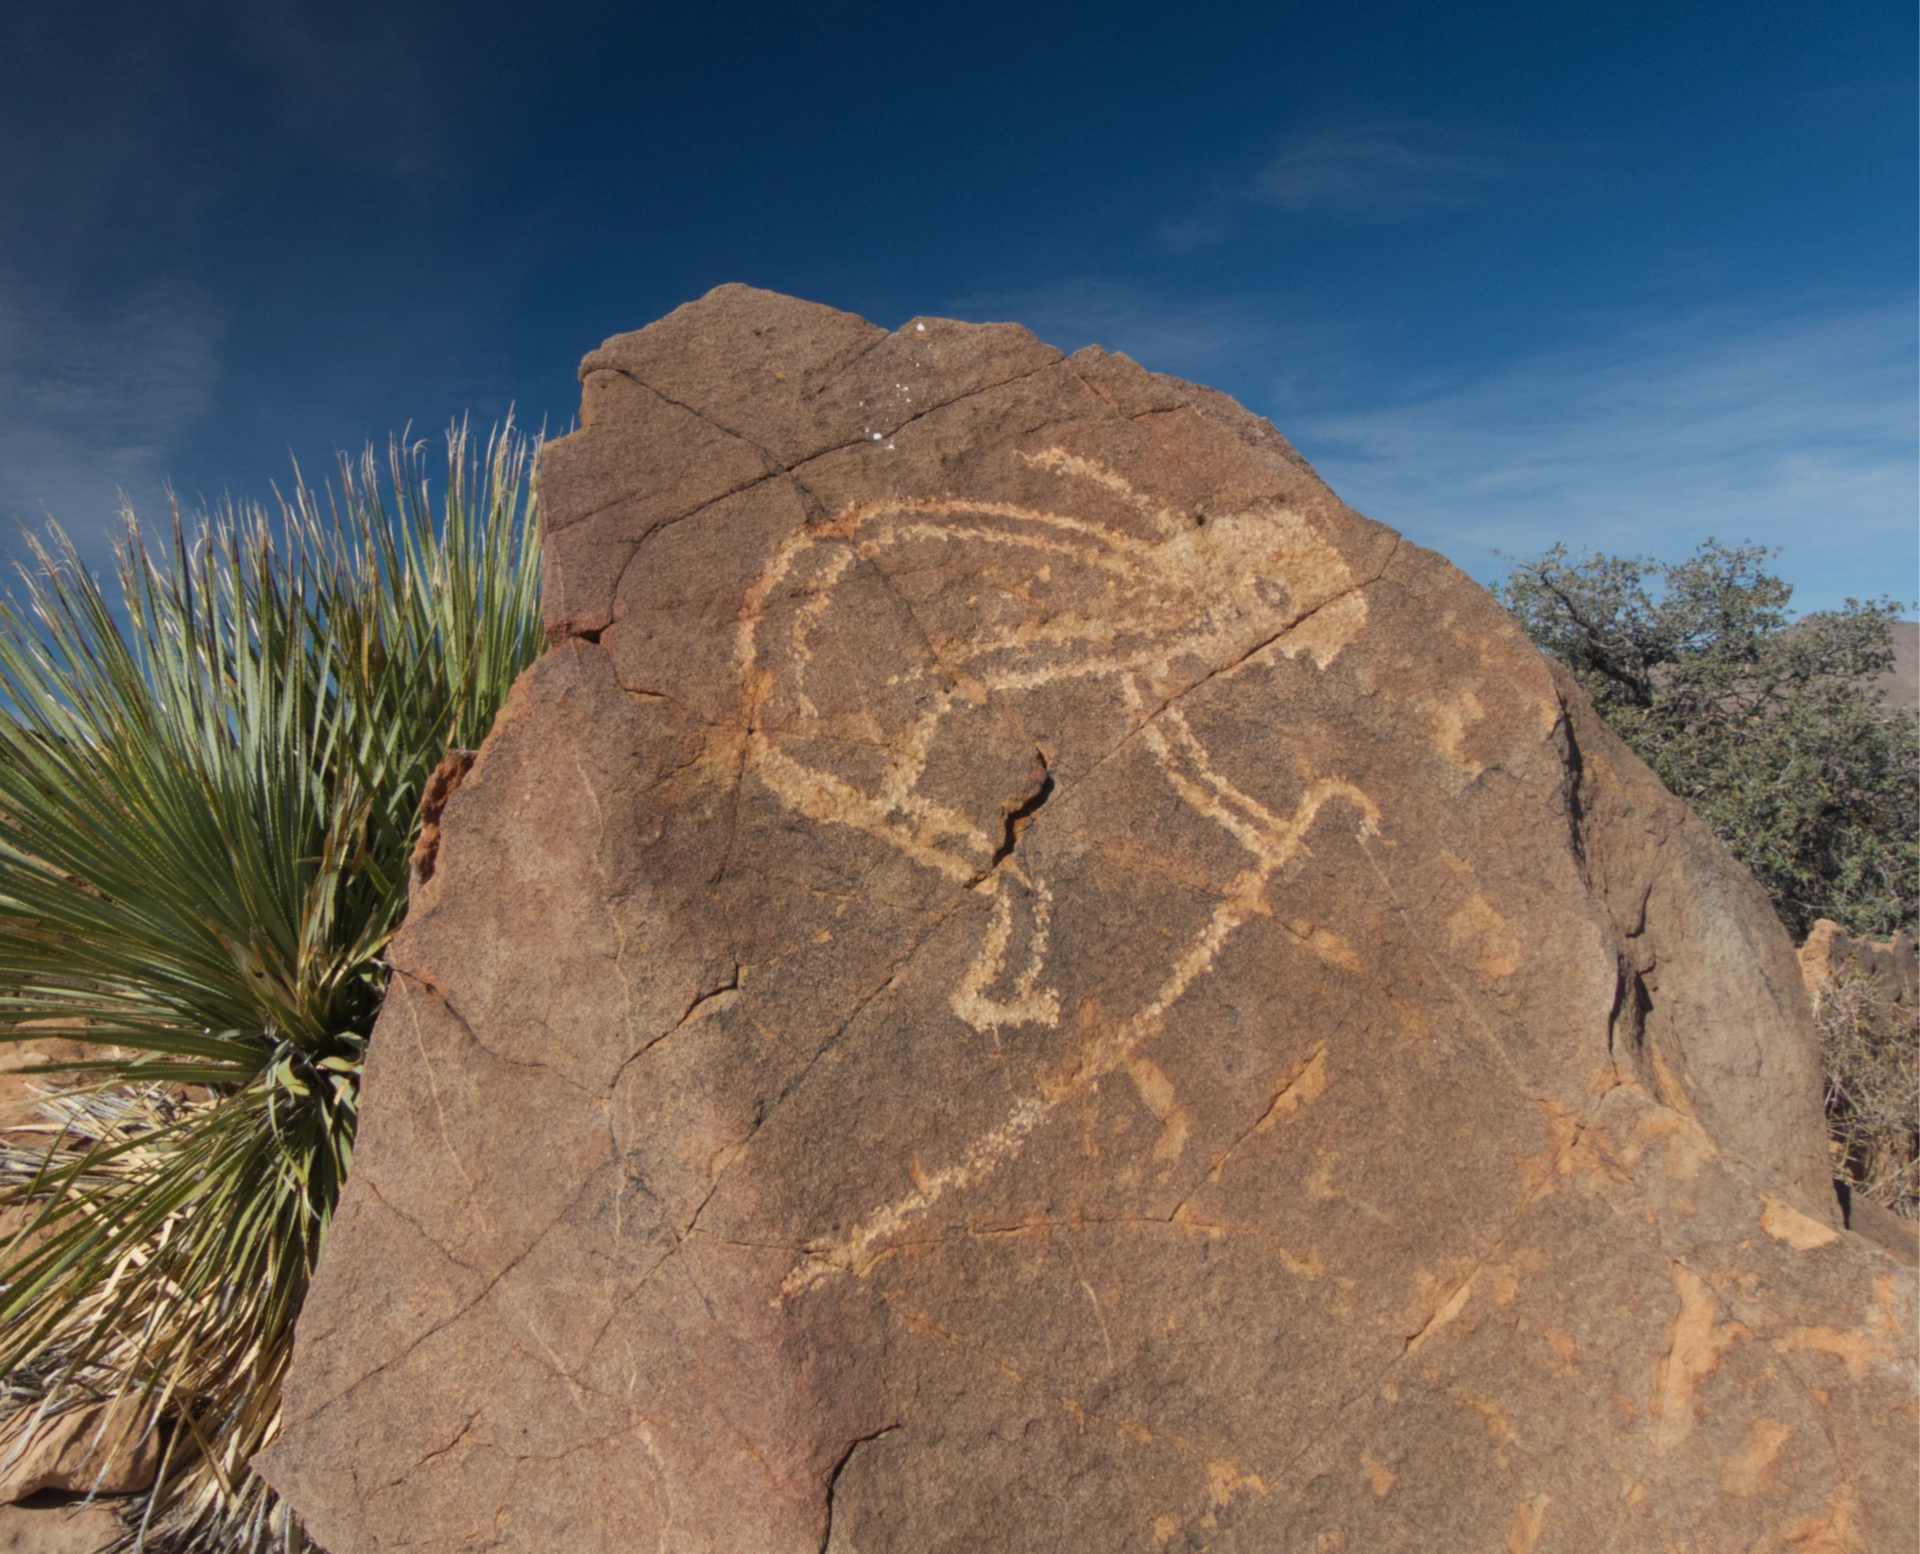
257 287 1917 1554
1876 619 1917 712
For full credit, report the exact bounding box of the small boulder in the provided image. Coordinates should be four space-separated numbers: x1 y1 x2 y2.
0 1400 157 1502
0 1500 122 1554
1799 918 1919 1009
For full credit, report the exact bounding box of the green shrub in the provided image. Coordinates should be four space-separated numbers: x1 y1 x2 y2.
0 423 543 1551
1498 540 1918 941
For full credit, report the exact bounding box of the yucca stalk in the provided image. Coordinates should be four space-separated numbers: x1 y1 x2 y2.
0 421 544 1551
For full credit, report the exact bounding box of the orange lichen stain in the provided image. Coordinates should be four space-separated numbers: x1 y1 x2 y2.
1277 589 1370 670
1151 1513 1181 1546
1512 1146 1559 1203
1307 1151 1340 1201
1285 919 1364 972
1651 1262 1751 1449
1386 993 1431 1043
1207 1041 1329 1181
1773 1327 1888 1381
1482 1262 1522 1306
1783 1482 1862 1552
1759 1193 1840 1250
1424 688 1487 778
900 1305 961 1347
1060 1398 1086 1433
1075 1099 1101 1159
1407 1270 1477 1354
1625 1481 1647 1507
1276 1243 1329 1281
1362 1454 1397 1497
1543 1326 1580 1377
1206 1459 1269 1507
1810 1387 1830 1407
1503 1493 1550 1554
1649 1049 1701 1123
1633 1103 1717 1181
1455 1390 1519 1445
1517 1095 1627 1202
1718 1418 1793 1496
1447 892 1519 979
1168 1204 1230 1239
1126 1056 1192 1164
1121 1418 1154 1445
1775 1274 1907 1381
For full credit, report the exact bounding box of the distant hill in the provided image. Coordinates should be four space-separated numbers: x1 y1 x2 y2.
1880 621 1918 712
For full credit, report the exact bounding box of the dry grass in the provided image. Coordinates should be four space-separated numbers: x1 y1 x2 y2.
1818 963 1920 1220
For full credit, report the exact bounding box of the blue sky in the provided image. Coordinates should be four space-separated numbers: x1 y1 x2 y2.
1 0 1912 610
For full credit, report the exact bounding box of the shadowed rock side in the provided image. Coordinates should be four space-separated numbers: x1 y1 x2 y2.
257 287 1917 1554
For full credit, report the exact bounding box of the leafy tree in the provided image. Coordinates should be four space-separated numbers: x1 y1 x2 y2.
0 424 543 1552
1498 539 1917 941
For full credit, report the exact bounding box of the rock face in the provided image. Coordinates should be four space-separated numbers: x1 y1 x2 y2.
257 288 1918 1554
1876 619 1918 712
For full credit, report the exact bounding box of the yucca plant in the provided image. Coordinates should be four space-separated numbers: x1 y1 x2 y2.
0 421 544 1551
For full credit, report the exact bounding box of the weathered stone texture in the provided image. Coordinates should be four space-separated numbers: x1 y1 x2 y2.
1800 918 1919 1010
259 287 1918 1554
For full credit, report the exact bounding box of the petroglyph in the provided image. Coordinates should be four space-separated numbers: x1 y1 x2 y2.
739 454 1379 1296
775 750 1375 1292
948 862 1059 1035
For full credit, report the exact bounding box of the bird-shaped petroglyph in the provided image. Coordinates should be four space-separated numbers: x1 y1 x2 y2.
732 452 1379 1293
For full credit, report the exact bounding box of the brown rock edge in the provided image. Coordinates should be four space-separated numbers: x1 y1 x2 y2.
257 287 1918 1553
1799 919 1919 1012
0 1400 157 1503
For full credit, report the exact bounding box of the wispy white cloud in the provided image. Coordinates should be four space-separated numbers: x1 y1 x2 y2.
1287 299 1919 610
1250 122 1515 215
940 279 1913 609
1158 121 1558 247
0 277 224 565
